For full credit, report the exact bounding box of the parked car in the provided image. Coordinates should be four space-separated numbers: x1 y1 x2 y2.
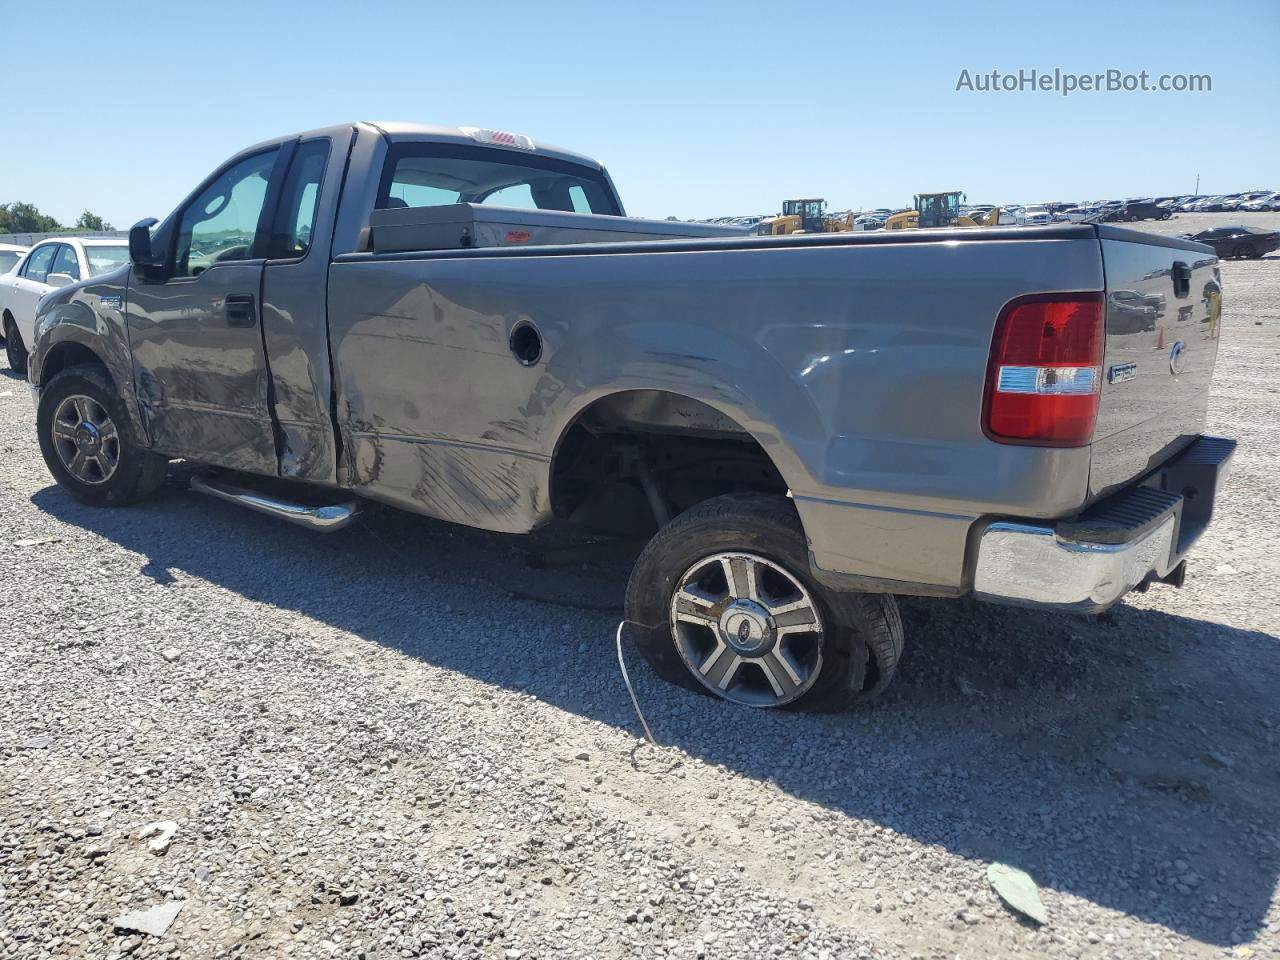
1115 201 1172 222
1220 192 1269 211
1107 289 1159 333
1059 206 1100 222
1185 224 1280 259
28 121 1234 710
1240 193 1280 212
0 237 129 373
1021 206 1052 226
0 243 28 276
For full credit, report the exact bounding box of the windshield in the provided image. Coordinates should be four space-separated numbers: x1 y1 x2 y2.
84 245 129 276
380 143 620 215
0 251 22 274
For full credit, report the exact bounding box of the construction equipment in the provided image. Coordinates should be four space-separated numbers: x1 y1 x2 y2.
884 192 998 231
757 199 854 235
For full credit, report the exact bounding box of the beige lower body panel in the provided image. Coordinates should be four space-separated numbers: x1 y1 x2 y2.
793 495 976 595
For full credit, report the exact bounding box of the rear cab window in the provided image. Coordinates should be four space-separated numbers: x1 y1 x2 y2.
377 143 620 216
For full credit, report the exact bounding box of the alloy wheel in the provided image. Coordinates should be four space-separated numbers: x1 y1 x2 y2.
669 551 824 707
51 394 120 484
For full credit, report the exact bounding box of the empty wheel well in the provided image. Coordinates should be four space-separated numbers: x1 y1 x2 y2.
550 390 788 535
40 342 114 391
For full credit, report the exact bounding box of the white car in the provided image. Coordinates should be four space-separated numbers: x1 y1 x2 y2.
1240 192 1279 212
0 243 29 277
0 236 129 373
1022 206 1052 226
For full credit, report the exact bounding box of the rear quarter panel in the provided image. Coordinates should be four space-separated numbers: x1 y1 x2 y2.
328 232 1104 590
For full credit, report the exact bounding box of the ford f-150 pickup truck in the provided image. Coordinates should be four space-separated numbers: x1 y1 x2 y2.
28 121 1234 711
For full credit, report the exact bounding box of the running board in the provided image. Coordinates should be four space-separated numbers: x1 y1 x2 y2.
190 473 363 532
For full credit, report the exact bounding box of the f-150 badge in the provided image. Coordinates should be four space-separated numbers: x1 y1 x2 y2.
1107 362 1137 384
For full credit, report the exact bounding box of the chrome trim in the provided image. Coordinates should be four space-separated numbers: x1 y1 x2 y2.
973 514 1177 613
191 473 363 532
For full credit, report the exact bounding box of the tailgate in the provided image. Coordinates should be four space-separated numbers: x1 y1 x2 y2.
1089 227 1222 499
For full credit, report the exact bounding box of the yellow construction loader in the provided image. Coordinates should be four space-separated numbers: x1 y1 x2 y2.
757 199 854 235
884 192 999 231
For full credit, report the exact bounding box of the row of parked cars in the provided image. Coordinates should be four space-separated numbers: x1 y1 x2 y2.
710 188 1279 233
0 236 129 373
1168 191 1280 212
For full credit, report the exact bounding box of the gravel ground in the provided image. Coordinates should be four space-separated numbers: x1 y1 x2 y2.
1 218 1278 960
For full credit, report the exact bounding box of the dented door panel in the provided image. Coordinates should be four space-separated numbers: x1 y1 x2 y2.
126 262 278 473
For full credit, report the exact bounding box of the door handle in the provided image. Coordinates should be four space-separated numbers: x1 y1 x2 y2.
225 293 257 327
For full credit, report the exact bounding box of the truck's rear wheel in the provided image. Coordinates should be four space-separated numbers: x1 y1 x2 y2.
4 318 27 374
37 365 168 507
624 493 903 711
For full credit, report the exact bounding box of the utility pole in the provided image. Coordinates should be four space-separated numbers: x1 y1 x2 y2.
1194 174 1200 196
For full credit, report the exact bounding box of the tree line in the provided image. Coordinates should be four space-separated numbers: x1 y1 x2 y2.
0 202 114 233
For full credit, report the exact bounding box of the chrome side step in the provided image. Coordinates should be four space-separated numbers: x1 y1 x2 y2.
190 473 364 532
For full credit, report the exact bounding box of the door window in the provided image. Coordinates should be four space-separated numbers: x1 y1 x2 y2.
22 244 58 283
50 244 81 280
269 140 329 259
175 149 279 277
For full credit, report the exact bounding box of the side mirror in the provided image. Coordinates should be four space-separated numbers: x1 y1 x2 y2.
46 272 75 289
129 217 165 281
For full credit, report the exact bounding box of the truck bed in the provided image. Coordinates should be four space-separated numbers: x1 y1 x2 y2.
323 222 1217 596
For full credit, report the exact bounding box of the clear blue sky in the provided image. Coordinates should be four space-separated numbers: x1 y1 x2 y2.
3 0 1276 225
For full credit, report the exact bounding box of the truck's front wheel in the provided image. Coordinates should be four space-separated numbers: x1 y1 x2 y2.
624 493 903 711
37 365 168 507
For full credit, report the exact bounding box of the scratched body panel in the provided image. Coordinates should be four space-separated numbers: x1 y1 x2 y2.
327 235 1108 559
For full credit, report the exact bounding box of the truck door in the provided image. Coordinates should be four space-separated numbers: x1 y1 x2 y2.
125 147 285 474
258 137 343 484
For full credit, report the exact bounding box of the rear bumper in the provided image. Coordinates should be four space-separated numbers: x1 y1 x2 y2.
973 435 1235 613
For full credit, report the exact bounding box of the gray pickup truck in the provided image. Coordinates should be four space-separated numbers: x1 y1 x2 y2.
29 121 1234 711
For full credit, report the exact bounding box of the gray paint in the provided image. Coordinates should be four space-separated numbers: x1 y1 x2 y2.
259 131 352 485
1088 238 1220 499
28 122 1223 598
125 258 279 474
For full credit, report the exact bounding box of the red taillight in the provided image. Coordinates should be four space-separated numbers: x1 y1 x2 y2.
983 293 1104 446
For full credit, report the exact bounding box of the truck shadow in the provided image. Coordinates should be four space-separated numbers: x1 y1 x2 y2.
34 481 1279 947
